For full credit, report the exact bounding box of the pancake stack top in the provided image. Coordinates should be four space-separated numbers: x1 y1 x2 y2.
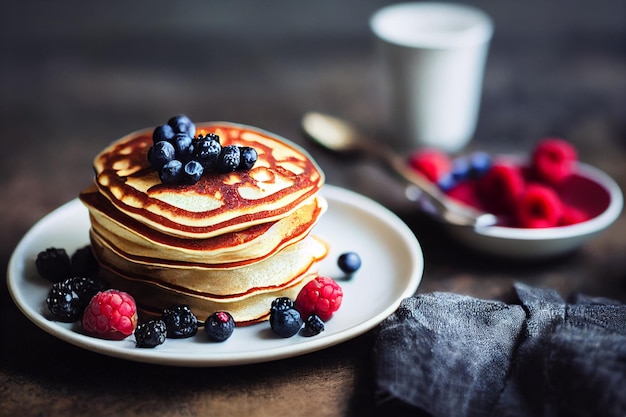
80 120 328 325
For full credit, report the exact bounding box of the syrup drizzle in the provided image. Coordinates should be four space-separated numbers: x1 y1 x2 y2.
92 123 324 236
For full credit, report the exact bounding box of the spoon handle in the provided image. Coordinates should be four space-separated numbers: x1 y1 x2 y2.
301 111 496 227
378 146 497 227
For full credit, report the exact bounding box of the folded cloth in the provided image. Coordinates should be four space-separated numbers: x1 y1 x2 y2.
374 283 626 417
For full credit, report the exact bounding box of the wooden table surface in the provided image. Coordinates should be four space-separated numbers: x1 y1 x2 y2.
1 1 625 416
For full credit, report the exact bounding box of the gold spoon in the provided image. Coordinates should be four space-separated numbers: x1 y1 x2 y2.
301 112 497 228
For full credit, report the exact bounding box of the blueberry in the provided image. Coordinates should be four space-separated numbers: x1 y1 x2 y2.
270 297 294 313
135 319 167 348
218 145 241 173
238 146 258 170
338 252 361 274
172 133 193 160
469 151 492 178
437 173 457 192
160 160 183 185
301 313 324 337
167 115 195 137
152 124 175 143
161 305 198 338
183 160 204 184
148 140 176 170
451 157 471 181
204 311 235 342
270 308 302 338
36 247 71 283
193 137 222 168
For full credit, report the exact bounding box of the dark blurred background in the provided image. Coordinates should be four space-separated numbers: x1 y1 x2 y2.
1 0 625 268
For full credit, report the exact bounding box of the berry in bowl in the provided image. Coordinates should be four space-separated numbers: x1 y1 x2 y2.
408 138 623 259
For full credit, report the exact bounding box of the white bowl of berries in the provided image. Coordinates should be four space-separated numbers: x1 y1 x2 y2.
408 138 624 259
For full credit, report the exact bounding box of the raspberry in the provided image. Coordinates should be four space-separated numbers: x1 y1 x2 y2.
531 138 577 185
82 289 138 340
516 184 564 228
445 179 486 211
559 205 589 226
478 162 526 214
407 148 452 182
295 277 343 322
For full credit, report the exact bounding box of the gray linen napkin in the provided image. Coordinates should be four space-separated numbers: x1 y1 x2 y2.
374 283 626 417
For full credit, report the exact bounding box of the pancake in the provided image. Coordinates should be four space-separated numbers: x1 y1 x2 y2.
92 122 325 239
91 232 328 300
80 120 328 326
81 185 327 268
97 263 320 326
93 234 328 325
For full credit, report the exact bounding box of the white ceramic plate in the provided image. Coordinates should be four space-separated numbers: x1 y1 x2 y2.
7 185 423 367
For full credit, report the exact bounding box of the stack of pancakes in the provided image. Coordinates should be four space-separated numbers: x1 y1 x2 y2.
80 122 328 325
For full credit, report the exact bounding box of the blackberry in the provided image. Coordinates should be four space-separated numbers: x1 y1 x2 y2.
238 146 258 170
135 319 167 348
193 136 222 169
183 160 204 184
270 297 294 313
147 140 176 170
217 145 240 173
63 276 103 309
36 247 71 283
160 159 183 185
301 313 324 337
204 311 235 342
46 282 81 322
70 246 99 277
151 116 258 185
167 114 196 137
161 305 198 338
337 252 362 274
153 124 175 143
205 132 220 143
270 308 302 338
